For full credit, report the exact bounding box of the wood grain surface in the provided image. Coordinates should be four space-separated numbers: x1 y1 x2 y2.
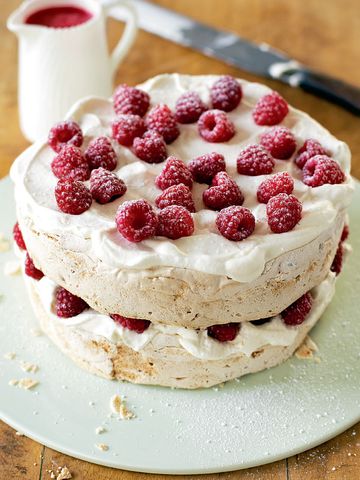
1 0 359 478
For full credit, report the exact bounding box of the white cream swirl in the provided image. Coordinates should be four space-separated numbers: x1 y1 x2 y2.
28 272 336 360
11 74 354 282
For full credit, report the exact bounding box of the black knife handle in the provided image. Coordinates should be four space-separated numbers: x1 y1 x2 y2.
296 70 360 116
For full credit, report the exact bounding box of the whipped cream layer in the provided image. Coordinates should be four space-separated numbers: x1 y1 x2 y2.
11 74 353 282
27 272 336 361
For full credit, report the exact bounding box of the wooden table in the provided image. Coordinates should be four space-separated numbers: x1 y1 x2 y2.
1 1 359 478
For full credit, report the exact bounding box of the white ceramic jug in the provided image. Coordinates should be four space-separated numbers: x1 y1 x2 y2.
7 0 137 142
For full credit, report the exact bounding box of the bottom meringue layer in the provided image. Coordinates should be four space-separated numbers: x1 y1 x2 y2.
25 272 336 361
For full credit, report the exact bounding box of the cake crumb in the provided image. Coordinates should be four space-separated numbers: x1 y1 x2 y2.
96 443 109 452
9 379 18 386
119 403 135 420
3 260 21 276
95 426 106 435
110 394 122 414
0 235 10 253
47 462 72 480
16 378 39 390
4 352 16 360
295 335 318 359
110 394 135 419
15 431 24 436
20 361 39 374
56 466 72 480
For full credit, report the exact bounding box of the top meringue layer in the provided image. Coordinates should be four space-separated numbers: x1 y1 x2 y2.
11 74 354 283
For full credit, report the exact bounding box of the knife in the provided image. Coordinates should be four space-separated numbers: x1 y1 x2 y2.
108 0 360 115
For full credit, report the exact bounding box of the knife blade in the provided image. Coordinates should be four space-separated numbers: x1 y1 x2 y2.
108 0 360 115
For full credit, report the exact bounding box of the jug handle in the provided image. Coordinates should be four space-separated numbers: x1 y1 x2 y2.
103 0 138 77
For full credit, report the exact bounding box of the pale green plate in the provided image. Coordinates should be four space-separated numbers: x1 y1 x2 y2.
0 176 359 474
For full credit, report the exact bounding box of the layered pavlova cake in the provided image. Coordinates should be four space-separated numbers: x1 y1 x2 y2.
11 74 353 388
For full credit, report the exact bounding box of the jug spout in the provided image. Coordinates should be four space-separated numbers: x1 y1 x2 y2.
8 4 30 35
7 11 24 35
7 2 44 36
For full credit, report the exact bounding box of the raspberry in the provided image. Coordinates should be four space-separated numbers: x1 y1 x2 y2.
156 205 194 240
84 136 117 171
302 155 345 187
155 157 193 190
295 139 327 169
51 145 90 181
266 193 302 233
188 152 226 184
112 114 146 147
341 225 349 242
55 179 92 215
260 126 296 160
175 91 207 123
146 104 180 144
207 323 240 342
203 172 244 210
155 184 195 212
55 287 88 318
198 110 235 143
133 131 167 164
111 314 151 333
281 292 313 326
24 253 44 280
252 91 289 126
13 222 26 250
113 84 150 117
257 172 294 204
115 199 158 243
236 144 275 176
48 120 83 153
216 205 255 241
250 318 272 326
90 168 126 204
210 75 242 112
330 243 343 276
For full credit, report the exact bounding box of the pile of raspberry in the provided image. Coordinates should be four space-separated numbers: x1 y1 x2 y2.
112 78 344 243
46 76 345 245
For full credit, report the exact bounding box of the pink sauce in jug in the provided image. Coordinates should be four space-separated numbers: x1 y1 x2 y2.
25 5 92 28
